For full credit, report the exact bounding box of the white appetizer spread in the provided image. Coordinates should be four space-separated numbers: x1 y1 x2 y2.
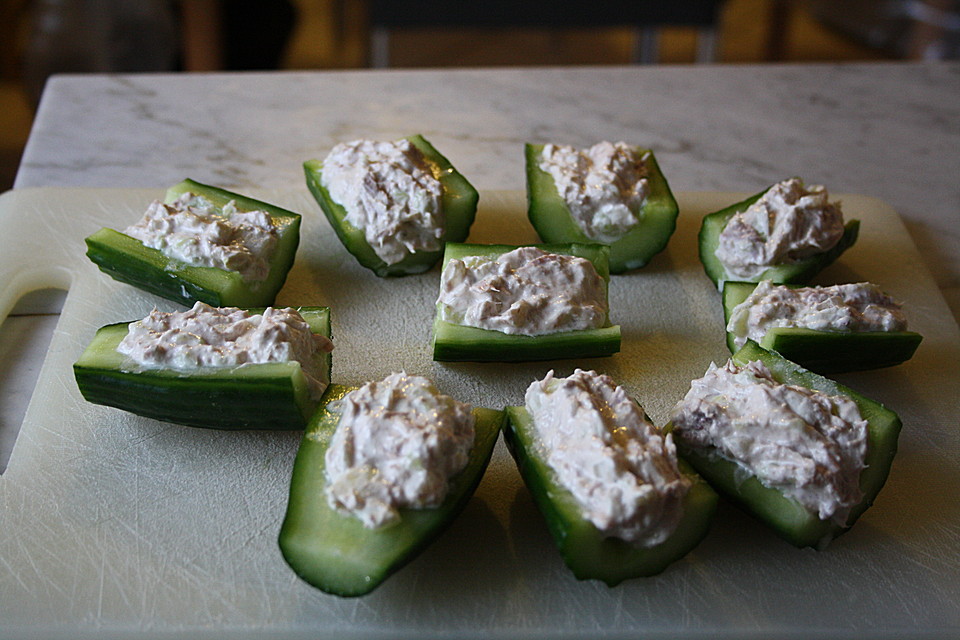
670 359 867 524
320 138 444 265
117 302 333 398
437 246 607 336
525 369 690 546
727 280 908 349
715 178 845 281
124 192 279 282
324 373 475 529
538 141 650 244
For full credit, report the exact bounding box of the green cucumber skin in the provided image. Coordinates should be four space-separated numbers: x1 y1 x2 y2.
525 143 679 274
671 341 902 549
721 281 923 373
73 307 331 430
698 187 859 288
303 134 480 277
85 179 302 307
432 318 622 362
503 406 717 586
279 386 503 597
432 243 621 362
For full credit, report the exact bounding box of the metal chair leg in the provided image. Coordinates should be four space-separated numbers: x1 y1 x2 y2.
371 26 390 67
633 27 660 64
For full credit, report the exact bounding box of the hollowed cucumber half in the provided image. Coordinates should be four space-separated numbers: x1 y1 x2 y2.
85 179 302 307
525 143 679 274
304 134 479 277
669 341 902 549
503 405 717 586
721 281 922 373
432 242 621 362
279 385 503 597
698 187 859 289
73 306 331 430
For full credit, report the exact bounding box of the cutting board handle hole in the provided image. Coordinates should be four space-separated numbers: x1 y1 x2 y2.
0 287 67 475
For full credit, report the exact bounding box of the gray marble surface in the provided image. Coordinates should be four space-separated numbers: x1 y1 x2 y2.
15 63 960 319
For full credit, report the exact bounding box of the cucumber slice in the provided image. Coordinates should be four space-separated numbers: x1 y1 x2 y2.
525 143 679 273
698 188 859 288
670 341 902 549
722 281 922 373
432 242 621 362
432 320 622 363
303 134 479 277
85 179 302 307
503 406 717 585
278 386 503 597
73 307 331 430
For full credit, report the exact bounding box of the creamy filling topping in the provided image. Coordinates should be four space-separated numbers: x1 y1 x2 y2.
715 178 845 281
525 369 690 546
538 141 649 243
727 280 908 349
324 373 475 529
670 359 867 524
124 192 279 282
321 138 444 265
117 302 333 399
437 246 607 336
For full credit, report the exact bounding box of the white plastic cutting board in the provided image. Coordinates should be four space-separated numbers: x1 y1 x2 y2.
1 188 958 639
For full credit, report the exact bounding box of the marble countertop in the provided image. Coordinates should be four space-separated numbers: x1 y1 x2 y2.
14 62 960 320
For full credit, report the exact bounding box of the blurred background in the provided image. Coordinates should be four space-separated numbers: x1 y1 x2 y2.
1 0 958 191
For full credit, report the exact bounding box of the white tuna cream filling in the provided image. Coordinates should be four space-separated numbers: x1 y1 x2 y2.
715 178 845 281
116 302 333 399
670 359 867 524
525 369 690 546
124 192 279 282
324 373 475 529
320 138 444 265
437 246 607 336
727 280 908 349
538 141 649 244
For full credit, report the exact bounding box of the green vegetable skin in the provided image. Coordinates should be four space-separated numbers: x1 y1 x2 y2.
524 143 679 274
303 134 480 277
432 242 621 362
503 406 718 585
279 385 503 597
85 179 302 307
722 281 922 373
698 187 859 288
670 341 902 549
73 307 331 430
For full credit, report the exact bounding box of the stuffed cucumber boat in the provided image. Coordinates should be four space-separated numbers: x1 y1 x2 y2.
669 341 902 549
279 379 503 597
432 242 621 362
304 134 479 277
525 142 679 274
698 179 859 288
722 280 922 373
503 370 717 586
85 179 302 307
73 305 332 430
